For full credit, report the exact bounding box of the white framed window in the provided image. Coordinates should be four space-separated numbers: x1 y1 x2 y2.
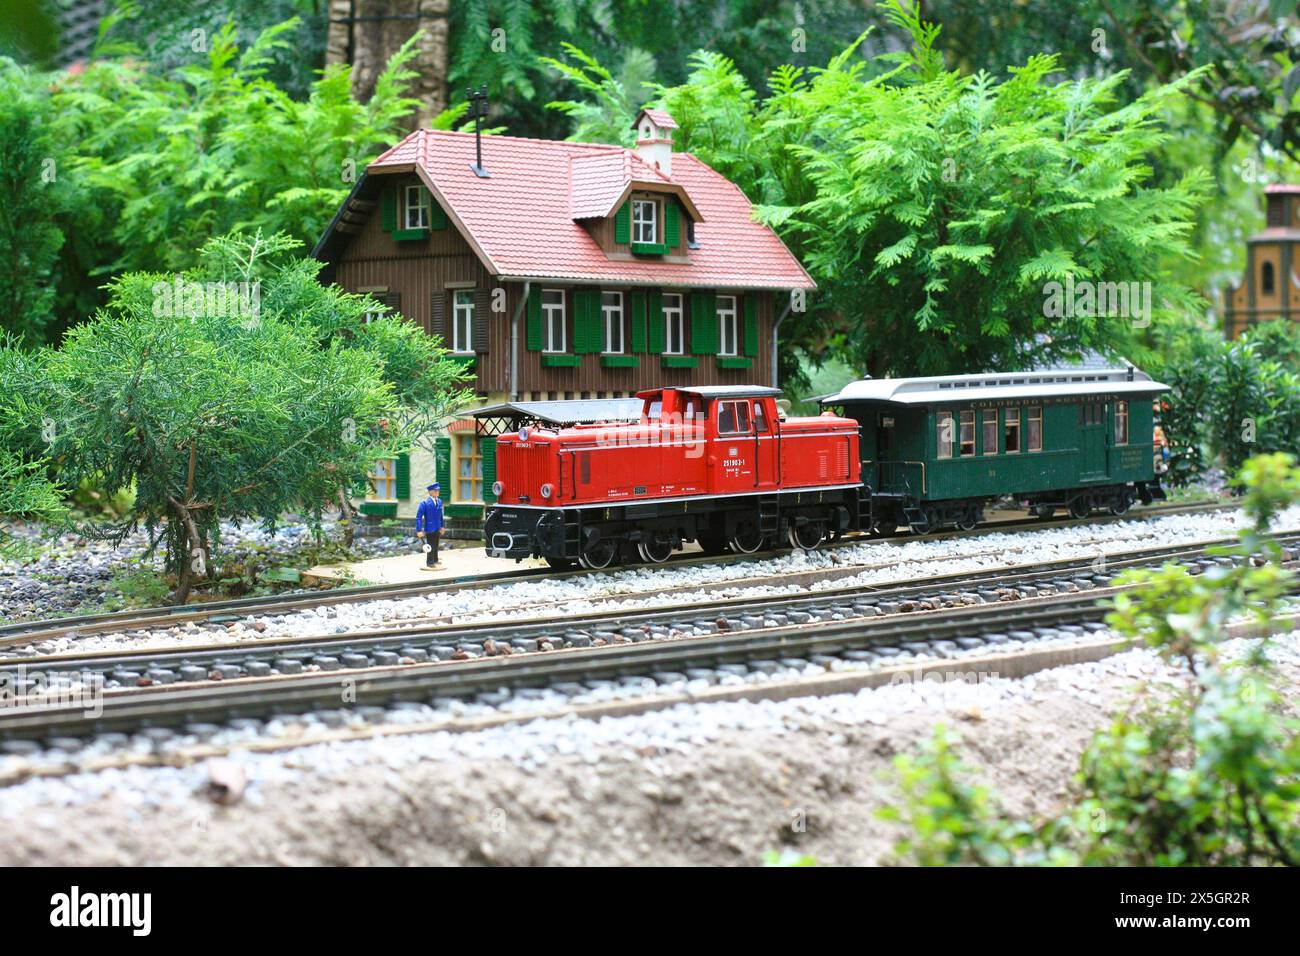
602 291 624 354
542 288 566 352
982 410 997 456
718 295 738 356
663 293 684 354
937 410 954 459
1005 407 1021 454
1115 400 1129 445
456 433 483 502
633 199 658 244
959 410 976 457
367 458 397 501
404 185 430 230
452 289 474 354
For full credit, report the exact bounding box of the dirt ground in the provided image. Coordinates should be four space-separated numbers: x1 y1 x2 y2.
5 639 1270 867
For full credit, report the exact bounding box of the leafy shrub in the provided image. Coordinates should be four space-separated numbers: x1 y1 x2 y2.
882 453 1300 866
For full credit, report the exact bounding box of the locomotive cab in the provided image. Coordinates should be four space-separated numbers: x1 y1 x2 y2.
484 384 863 568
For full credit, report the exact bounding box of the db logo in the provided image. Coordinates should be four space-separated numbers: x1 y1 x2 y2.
728 446 738 456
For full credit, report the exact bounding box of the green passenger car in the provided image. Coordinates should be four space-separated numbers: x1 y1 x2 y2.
821 367 1169 534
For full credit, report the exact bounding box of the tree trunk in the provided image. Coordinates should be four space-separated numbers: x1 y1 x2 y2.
167 497 205 605
338 486 356 549
328 0 450 127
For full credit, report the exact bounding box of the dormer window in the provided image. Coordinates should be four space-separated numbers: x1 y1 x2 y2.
633 199 658 244
404 185 430 230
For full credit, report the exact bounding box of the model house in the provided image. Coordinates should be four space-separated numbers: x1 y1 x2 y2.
1224 184 1300 338
313 108 814 527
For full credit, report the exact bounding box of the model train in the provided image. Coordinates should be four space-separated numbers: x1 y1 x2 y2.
483 369 1168 568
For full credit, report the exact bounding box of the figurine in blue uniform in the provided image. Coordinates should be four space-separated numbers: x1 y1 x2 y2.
415 483 444 569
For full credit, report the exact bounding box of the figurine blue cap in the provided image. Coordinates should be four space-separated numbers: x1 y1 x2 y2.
427 483 439 490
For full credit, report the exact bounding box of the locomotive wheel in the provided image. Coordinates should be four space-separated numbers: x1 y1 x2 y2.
1069 496 1091 519
955 510 979 533
728 524 766 554
872 520 898 537
1108 491 1133 516
909 510 934 535
637 536 673 564
1031 504 1055 520
788 520 825 551
578 537 619 570
545 556 576 570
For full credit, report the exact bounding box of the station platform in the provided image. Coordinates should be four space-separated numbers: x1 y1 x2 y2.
303 542 548 586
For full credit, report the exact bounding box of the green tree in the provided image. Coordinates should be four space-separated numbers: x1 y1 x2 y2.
3 232 471 603
546 1 1211 379
0 59 67 344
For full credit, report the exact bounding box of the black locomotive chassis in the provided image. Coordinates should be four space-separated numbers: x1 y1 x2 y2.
485 475 1167 561
485 488 862 561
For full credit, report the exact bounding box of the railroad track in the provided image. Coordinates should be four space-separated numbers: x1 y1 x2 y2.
0 499 1230 646
0 529 1286 747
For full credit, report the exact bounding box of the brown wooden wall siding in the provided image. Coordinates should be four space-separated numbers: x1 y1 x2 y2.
331 173 776 397
510 286 773 395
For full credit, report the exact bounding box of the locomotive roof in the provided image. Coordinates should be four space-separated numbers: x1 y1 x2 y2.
820 367 1169 407
467 397 643 425
637 385 784 399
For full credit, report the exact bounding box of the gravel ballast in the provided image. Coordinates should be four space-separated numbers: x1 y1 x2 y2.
7 504 1283 660
0 629 1295 866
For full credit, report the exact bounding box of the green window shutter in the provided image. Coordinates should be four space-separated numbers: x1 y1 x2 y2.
435 436 451 496
743 296 759 357
665 200 680 248
430 196 447 229
395 452 411 500
431 291 447 341
647 289 665 353
526 287 543 351
381 187 396 233
690 291 718 355
614 201 630 244
473 286 489 353
482 437 497 505
629 291 647 353
574 289 601 353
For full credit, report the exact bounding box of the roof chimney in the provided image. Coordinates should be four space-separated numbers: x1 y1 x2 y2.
468 87 491 178
632 107 678 178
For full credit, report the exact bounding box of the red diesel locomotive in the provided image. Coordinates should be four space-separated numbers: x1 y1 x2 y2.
484 386 862 568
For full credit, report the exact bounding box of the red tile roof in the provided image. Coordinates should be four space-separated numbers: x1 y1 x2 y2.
568 150 669 220
636 108 679 131
368 129 814 291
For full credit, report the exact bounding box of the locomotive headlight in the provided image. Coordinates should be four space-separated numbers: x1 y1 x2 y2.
492 480 503 497
540 482 554 499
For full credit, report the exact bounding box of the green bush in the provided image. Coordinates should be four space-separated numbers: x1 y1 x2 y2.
882 453 1300 866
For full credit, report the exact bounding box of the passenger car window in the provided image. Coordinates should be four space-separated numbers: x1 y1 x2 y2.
937 410 954 459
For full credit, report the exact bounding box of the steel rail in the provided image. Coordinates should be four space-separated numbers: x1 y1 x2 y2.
0 588 1156 741
0 500 1230 645
0 531 1273 686
1 535 1286 742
